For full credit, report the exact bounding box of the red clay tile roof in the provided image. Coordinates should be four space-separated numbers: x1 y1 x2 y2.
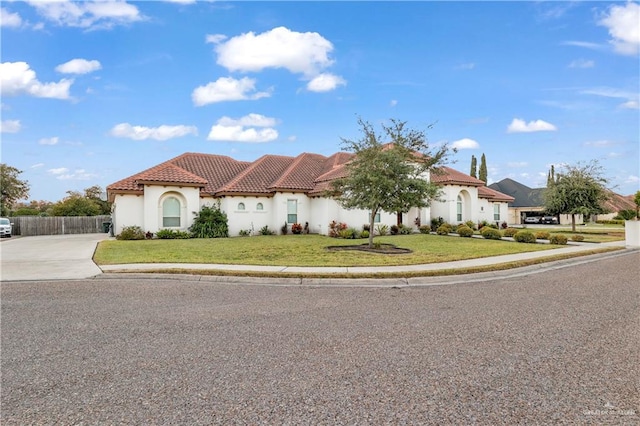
478 186 515 202
270 153 328 191
136 163 208 186
431 166 485 186
603 191 636 212
217 155 296 194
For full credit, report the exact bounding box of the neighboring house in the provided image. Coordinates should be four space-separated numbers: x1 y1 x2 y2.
107 151 514 236
594 192 637 221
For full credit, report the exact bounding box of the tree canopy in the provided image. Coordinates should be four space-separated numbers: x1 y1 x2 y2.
1 164 30 216
478 153 487 184
470 155 477 178
543 161 610 231
49 186 111 216
329 117 453 247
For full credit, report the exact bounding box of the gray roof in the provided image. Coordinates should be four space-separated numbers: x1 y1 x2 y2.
488 178 544 207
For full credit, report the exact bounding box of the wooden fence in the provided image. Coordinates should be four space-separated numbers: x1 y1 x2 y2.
10 215 112 236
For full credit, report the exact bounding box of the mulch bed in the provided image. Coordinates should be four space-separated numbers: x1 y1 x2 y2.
326 243 412 255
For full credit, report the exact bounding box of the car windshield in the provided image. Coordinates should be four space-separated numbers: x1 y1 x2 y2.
0 219 10 225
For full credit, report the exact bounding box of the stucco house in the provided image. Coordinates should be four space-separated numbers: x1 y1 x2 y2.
107 150 514 236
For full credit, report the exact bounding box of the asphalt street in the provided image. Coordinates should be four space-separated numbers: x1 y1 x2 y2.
1 251 638 424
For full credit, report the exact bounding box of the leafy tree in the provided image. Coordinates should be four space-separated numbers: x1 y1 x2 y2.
478 153 487 183
83 185 111 215
329 117 452 248
547 165 556 187
50 191 103 216
13 200 54 216
634 190 640 220
543 161 610 232
189 204 229 238
470 155 477 178
0 164 30 216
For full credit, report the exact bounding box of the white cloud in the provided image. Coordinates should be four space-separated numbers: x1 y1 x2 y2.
580 87 639 109
214 26 335 76
164 0 196 3
561 41 606 51
568 59 594 68
48 168 97 181
55 59 102 74
206 33 227 44
48 167 69 175
1 7 22 27
624 175 639 184
207 114 278 143
39 136 59 145
306 73 346 92
30 163 44 169
451 138 479 149
288 135 297 142
390 100 398 107
110 123 198 141
598 2 640 56
584 140 615 147
0 119 21 133
25 0 144 30
507 118 557 133
192 76 271 106
620 100 639 109
0 62 73 99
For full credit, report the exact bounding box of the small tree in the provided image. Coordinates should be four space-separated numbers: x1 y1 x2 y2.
478 153 487 184
189 204 229 238
50 191 103 216
0 164 30 216
329 117 452 248
543 160 610 232
470 155 477 178
634 190 640 220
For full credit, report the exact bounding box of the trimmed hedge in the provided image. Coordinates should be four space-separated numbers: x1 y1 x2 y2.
514 230 537 243
571 234 585 242
503 227 519 238
457 225 474 237
534 231 550 240
481 227 502 240
549 234 568 245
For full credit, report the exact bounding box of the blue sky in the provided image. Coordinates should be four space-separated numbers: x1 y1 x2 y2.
1 0 639 202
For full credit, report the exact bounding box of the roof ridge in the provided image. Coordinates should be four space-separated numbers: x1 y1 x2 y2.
269 152 327 189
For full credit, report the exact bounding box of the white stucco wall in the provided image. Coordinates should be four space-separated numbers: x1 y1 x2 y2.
430 185 479 224
112 194 144 235
478 199 509 225
142 185 201 232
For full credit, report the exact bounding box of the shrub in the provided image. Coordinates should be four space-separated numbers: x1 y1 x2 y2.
488 223 499 229
572 234 585 242
145 231 154 240
376 224 389 236
329 220 347 237
535 231 551 240
116 225 145 240
501 221 508 229
259 225 274 236
457 225 474 237
549 234 568 245
362 224 370 232
291 223 303 234
503 227 519 238
339 228 357 239
157 229 191 239
398 224 412 235
436 224 452 235
431 217 445 232
189 205 229 238
478 220 490 230
514 230 537 243
361 230 370 239
238 229 251 237
465 220 476 230
615 209 637 220
281 222 289 235
419 225 431 234
481 227 502 240
596 219 625 225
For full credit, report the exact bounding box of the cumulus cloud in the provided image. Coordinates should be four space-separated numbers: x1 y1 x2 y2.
207 114 278 143
1 62 73 99
110 123 198 141
1 7 22 27
55 59 102 74
568 59 594 68
451 138 479 150
192 76 271 106
306 73 346 92
25 0 144 30
39 136 59 145
598 2 640 56
507 118 557 133
0 119 21 133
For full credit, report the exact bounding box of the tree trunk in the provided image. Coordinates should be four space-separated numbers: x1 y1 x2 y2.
571 214 576 232
369 211 376 248
397 212 402 226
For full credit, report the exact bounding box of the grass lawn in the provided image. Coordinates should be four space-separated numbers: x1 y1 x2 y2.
94 234 561 267
517 226 625 243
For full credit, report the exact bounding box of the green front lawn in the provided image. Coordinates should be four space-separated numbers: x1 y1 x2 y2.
94 234 559 267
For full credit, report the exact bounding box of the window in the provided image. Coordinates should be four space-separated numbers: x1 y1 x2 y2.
162 197 181 227
256 203 264 211
374 211 381 223
287 199 297 223
456 195 463 222
494 204 500 221
237 202 245 211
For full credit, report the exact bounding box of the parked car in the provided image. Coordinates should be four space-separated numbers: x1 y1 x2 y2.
524 216 541 224
540 216 559 224
0 217 13 238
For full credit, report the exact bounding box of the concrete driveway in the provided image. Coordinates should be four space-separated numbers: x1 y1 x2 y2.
0 233 110 281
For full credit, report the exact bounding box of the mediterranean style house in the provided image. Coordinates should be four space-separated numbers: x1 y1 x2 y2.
107 150 514 236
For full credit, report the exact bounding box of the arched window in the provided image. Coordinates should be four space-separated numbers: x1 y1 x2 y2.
256 202 264 211
237 202 245 211
163 197 181 227
456 195 463 222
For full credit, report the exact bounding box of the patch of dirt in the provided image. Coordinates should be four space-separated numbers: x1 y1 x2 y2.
326 243 412 255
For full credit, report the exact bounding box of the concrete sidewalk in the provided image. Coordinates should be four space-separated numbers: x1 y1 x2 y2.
99 240 630 276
